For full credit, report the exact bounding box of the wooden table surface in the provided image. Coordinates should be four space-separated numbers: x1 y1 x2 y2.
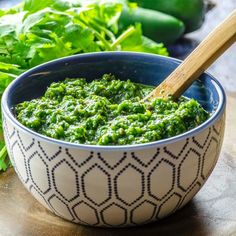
0 0 236 235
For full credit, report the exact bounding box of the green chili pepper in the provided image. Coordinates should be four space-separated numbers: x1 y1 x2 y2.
132 0 206 33
119 7 185 44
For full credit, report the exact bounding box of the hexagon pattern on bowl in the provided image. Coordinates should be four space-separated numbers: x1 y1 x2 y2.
2 112 225 227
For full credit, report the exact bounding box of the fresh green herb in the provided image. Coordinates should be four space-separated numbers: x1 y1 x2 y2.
0 0 169 171
0 141 11 171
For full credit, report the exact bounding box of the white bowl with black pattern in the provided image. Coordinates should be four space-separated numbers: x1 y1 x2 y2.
2 52 226 227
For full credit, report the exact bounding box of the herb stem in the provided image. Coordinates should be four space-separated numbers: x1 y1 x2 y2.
0 145 7 159
0 145 8 172
92 31 112 50
90 20 116 43
111 26 136 50
79 17 112 51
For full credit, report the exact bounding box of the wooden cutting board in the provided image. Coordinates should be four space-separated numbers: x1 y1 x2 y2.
0 94 235 236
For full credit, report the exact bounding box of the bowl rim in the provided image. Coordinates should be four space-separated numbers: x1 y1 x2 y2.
1 51 226 151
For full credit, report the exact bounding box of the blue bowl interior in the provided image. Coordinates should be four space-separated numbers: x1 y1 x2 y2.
7 53 221 113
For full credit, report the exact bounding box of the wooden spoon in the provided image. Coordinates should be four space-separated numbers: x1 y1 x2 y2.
144 10 236 101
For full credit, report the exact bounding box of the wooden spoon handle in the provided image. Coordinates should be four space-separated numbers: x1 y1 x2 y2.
144 10 236 101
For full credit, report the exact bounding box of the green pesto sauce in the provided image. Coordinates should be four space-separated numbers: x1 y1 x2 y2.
15 74 209 145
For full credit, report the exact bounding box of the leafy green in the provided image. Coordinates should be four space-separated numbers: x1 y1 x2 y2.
120 24 168 55
0 143 10 172
0 0 168 172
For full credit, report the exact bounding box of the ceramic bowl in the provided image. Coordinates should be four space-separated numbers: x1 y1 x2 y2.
2 52 226 227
